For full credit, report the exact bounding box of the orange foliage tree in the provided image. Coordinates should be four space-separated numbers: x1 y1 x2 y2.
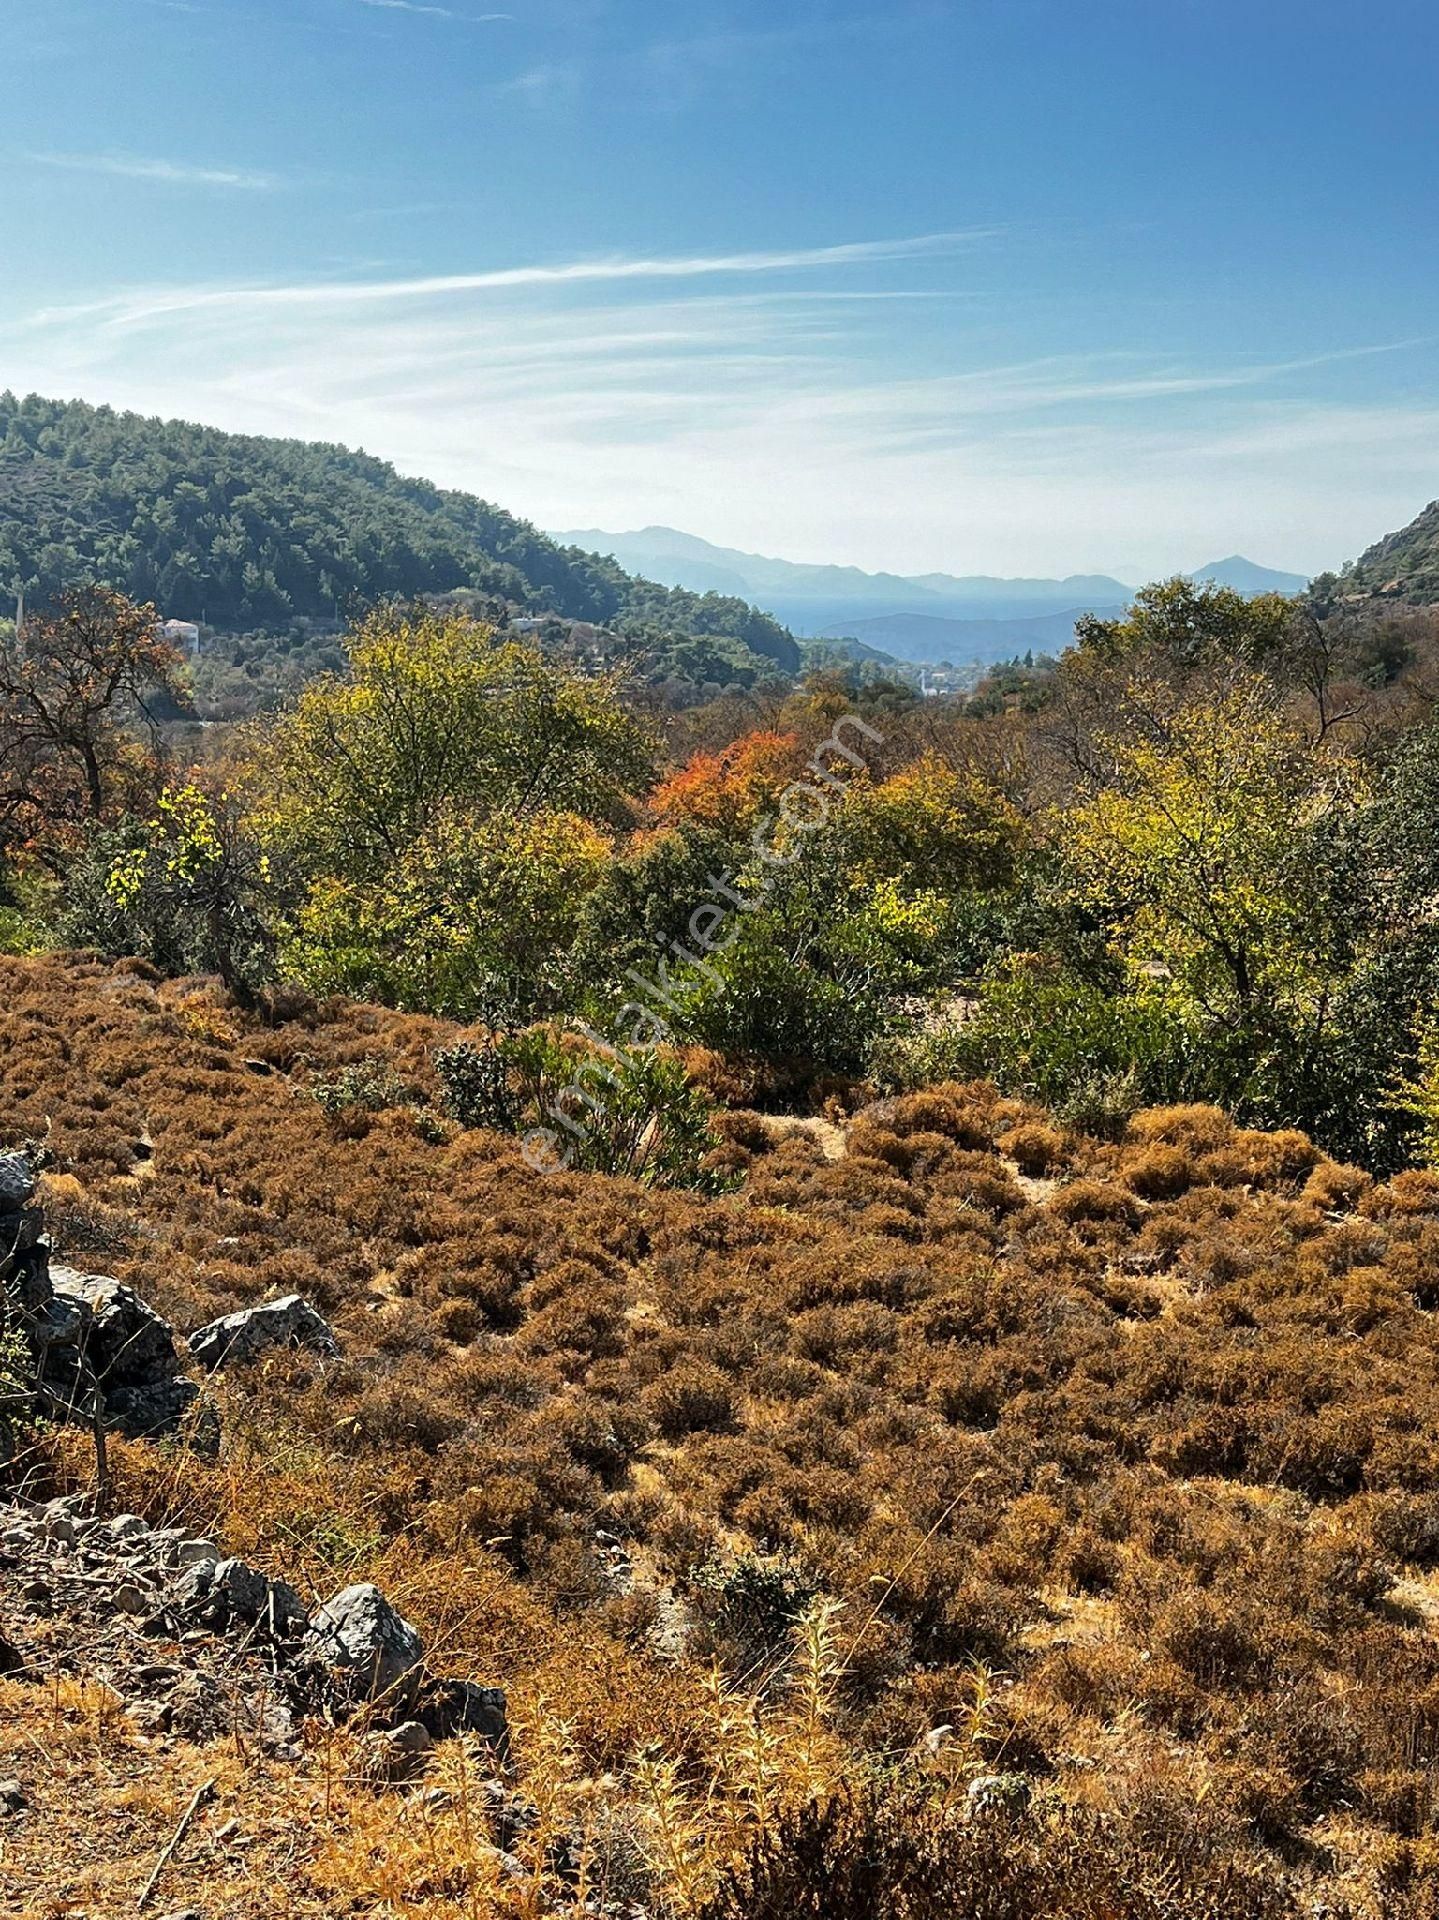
650 729 807 836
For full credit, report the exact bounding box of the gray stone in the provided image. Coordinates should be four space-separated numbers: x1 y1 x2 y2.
965 1772 1032 1817
0 1152 37 1211
365 1719 434 1781
44 1496 87 1518
31 1272 198 1440
305 1583 423 1701
188 1295 338 1372
0 1777 27 1815
30 1292 89 1354
48 1268 180 1384
104 1375 201 1440
174 1556 307 1635
1 1211 47 1275
417 1678 509 1752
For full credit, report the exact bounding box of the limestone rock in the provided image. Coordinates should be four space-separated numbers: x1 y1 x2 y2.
48 1268 179 1383
416 1677 510 1753
966 1772 1032 1817
188 1295 338 1372
0 1152 37 1211
305 1582 423 1701
174 1556 306 1636
37 1269 199 1439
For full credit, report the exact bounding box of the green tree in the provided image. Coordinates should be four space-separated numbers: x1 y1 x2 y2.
283 804 611 1021
968 674 1371 1135
1074 576 1294 669
253 605 653 884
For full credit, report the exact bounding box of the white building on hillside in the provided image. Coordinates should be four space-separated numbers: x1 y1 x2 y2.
161 619 201 658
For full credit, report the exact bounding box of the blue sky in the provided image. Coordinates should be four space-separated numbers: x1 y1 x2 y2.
2 0 1437 578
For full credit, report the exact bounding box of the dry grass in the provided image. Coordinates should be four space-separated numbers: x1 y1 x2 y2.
7 955 1439 1913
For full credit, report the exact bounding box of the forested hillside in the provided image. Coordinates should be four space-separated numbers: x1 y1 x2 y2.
8 506 1439 1917
1341 497 1439 602
0 393 798 671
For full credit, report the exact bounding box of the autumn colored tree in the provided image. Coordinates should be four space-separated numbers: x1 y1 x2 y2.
837 755 1026 896
94 782 276 1005
649 728 807 837
252 605 653 885
0 585 185 864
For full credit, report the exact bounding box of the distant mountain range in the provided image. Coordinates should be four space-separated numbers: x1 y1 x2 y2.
554 526 1311 666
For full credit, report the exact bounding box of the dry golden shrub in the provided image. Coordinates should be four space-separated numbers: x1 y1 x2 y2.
998 1120 1067 1176
11 953 1439 1913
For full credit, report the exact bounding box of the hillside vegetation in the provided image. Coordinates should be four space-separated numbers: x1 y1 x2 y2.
0 393 799 672
7 956 1439 1914
9 467 1439 1914
1340 498 1439 602
7 576 1439 1170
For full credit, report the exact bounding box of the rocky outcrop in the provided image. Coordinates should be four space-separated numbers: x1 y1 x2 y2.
0 1149 49 1312
48 1268 176 1381
304 1581 424 1703
173 1555 308 1636
0 1496 509 1759
0 1151 37 1212
1 1157 198 1442
45 1267 200 1437
0 1496 301 1753
187 1295 338 1372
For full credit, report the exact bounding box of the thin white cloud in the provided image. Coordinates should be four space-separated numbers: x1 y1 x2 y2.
27 232 997 330
492 63 582 105
28 150 278 190
355 0 513 19
6 243 1434 579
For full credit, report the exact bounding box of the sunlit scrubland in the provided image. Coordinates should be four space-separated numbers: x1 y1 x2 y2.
8 957 1439 1913
9 568 1439 1911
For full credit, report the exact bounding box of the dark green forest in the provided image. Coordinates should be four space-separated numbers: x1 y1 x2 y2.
0 392 799 671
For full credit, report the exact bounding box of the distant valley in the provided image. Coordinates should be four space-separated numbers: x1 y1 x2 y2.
555 525 1312 666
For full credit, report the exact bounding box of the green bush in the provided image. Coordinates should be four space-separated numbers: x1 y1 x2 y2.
502 1026 740 1194
310 1056 421 1117
434 1040 516 1131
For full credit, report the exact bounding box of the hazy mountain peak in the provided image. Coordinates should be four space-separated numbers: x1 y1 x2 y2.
553 525 1309 661
1189 555 1310 595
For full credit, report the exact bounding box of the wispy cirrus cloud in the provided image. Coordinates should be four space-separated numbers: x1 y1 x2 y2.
491 6 950 116
5 230 1433 578
355 0 513 19
29 231 996 329
27 150 279 190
